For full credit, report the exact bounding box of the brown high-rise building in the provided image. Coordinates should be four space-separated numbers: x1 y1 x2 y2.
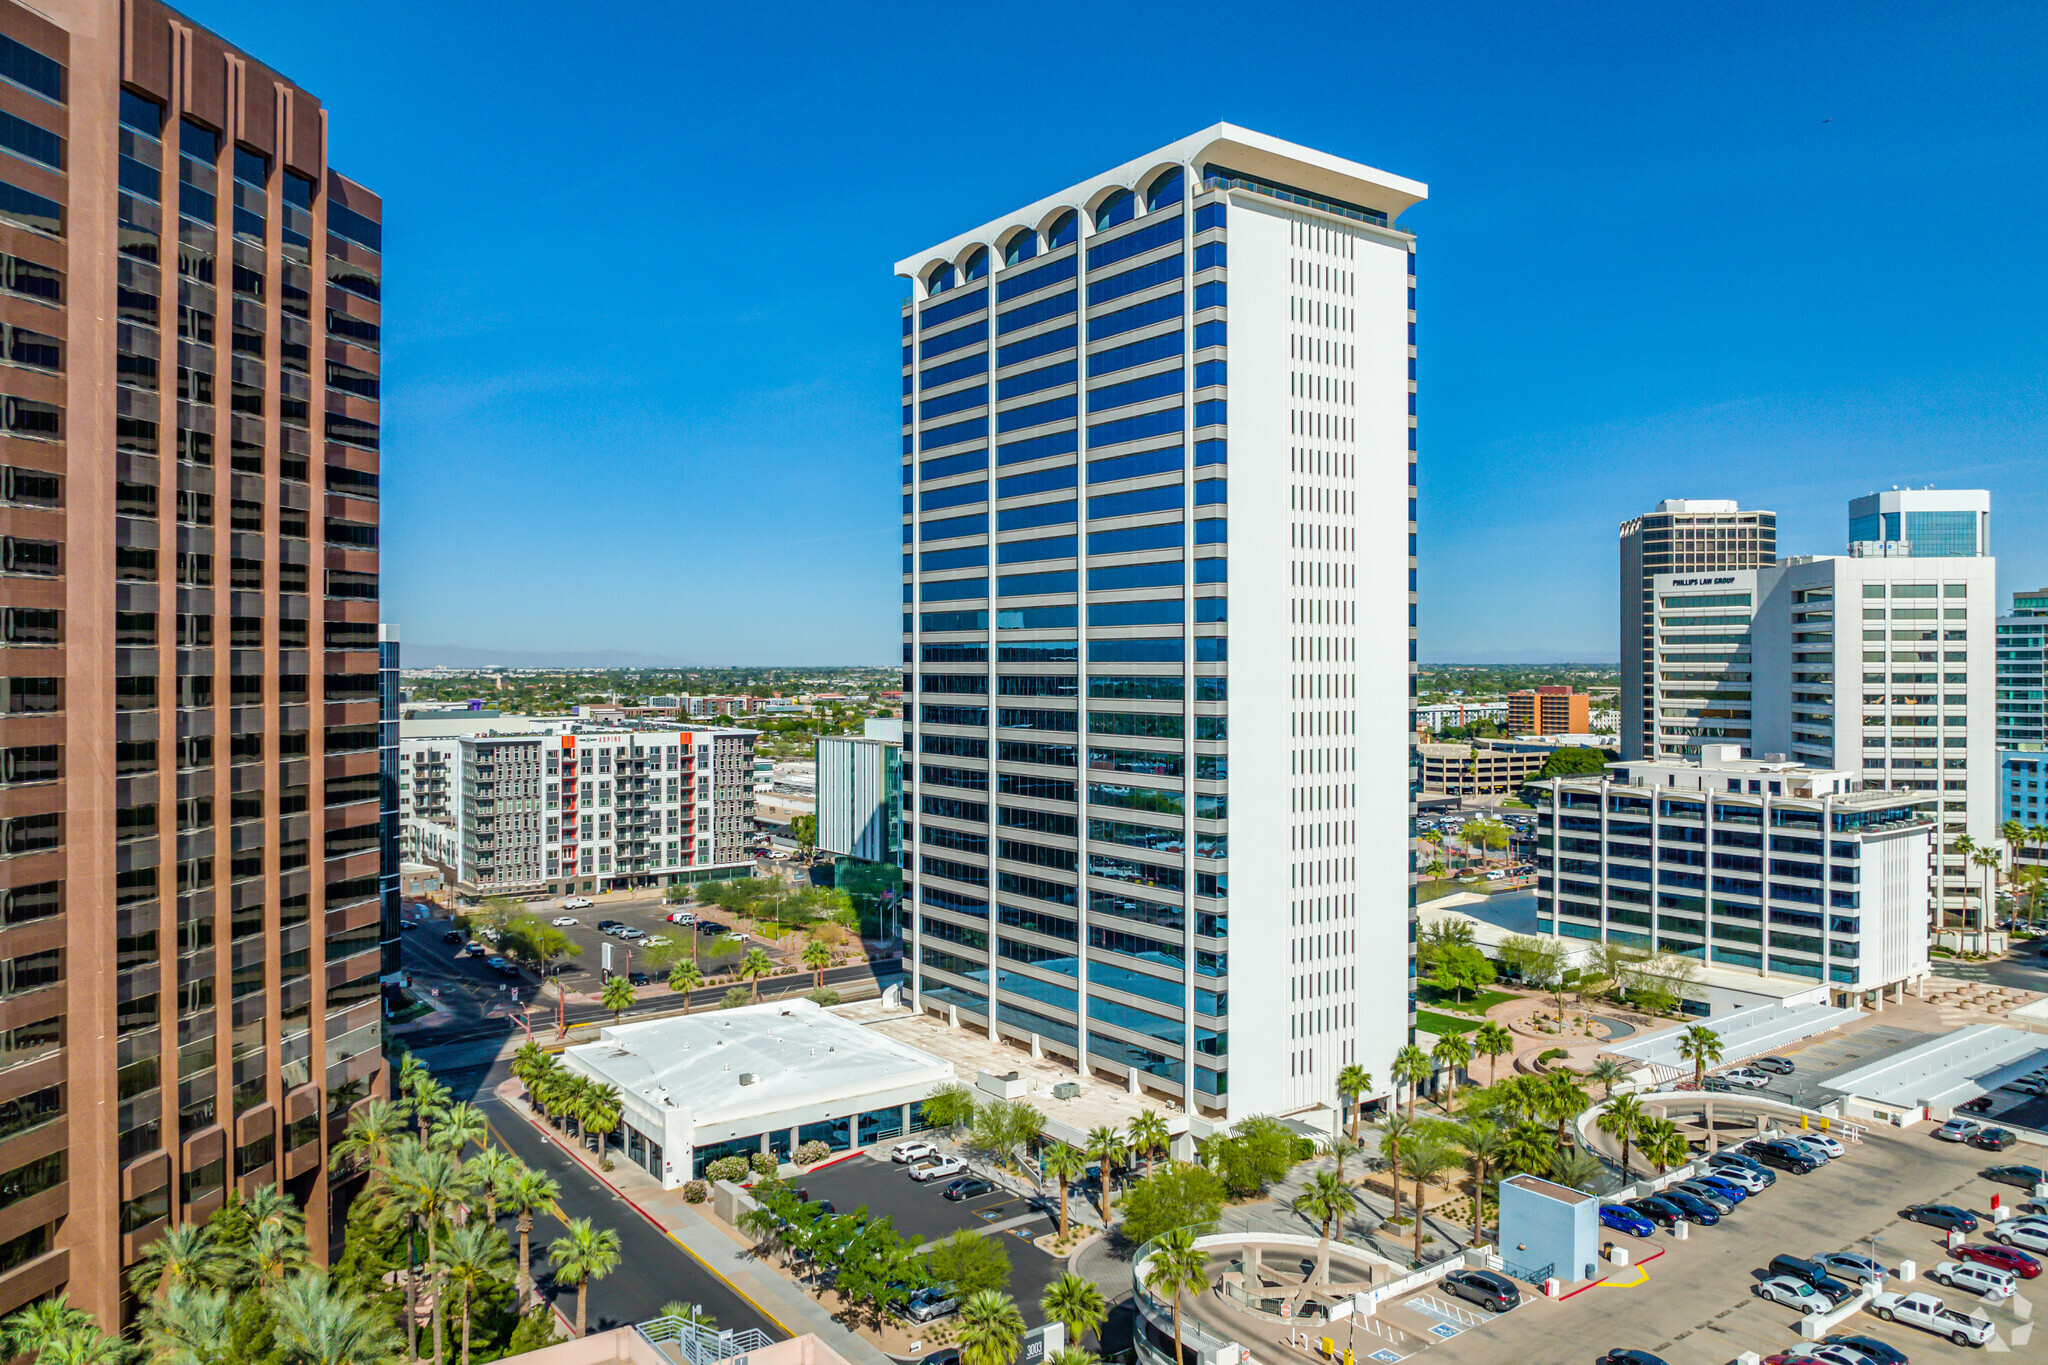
0 0 383 1322
1506 685 1588 736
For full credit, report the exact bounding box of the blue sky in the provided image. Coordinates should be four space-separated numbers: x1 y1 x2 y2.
188 0 2048 664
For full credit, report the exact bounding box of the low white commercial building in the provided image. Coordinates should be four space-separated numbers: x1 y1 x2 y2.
560 1000 955 1187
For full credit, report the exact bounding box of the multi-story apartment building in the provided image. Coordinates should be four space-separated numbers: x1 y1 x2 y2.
1618 500 1777 760
378 624 398 978
0 0 383 1317
1997 588 2047 832
1506 685 1589 736
1849 488 1991 557
893 125 1423 1123
398 724 761 897
1534 747 1932 1003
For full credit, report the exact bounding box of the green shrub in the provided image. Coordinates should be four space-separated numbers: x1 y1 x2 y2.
706 1156 750 1183
795 1140 834 1165
805 986 842 1006
682 1180 710 1203
749 1151 779 1178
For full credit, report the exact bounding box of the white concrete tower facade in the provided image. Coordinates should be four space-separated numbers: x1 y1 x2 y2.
893 126 1424 1124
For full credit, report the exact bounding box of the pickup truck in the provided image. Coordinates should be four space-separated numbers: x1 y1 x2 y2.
908 1155 967 1183
1869 1291 1995 1347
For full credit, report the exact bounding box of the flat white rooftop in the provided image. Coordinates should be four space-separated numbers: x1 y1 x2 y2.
1612 998 1863 1075
564 1000 953 1127
1818 1023 2048 1111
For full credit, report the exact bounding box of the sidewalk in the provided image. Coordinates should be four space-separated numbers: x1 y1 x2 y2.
496 1079 900 1365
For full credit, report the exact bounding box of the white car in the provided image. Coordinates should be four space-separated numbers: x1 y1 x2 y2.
1721 1068 1772 1089
667 911 696 925
1794 1132 1846 1159
891 1140 938 1164
1934 1118 1983 1143
562 896 594 910
1871 1290 1995 1347
1703 1162 1769 1192
2009 1076 2048 1096
618 927 646 941
1928 1260 2016 1299
1752 1275 1826 1311
552 916 579 927
1780 1135 1834 1164
644 935 673 948
1991 1220 2048 1252
909 1155 966 1183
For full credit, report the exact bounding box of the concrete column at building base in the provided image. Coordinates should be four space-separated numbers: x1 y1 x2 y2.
948 1005 960 1029
1127 1070 1140 1096
1030 1035 1042 1060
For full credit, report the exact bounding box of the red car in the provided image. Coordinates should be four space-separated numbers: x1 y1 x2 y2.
1955 1242 2042 1278
1763 1354 1830 1365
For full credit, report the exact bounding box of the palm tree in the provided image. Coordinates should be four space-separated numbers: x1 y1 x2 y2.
511 1041 550 1088
378 1144 474 1363
435 1222 512 1365
334 1098 407 1182
1040 1273 1107 1349
1141 1227 1209 1365
267 1271 402 1365
1973 847 2003 932
1084 1126 1126 1220
238 1219 309 1292
601 973 636 1023
409 1076 454 1144
31 1326 135 1365
432 1101 489 1156
1455 1118 1506 1245
2 1295 96 1360
1587 1057 1629 1100
668 959 705 1010
140 1281 234 1365
1376 1113 1412 1220
582 1083 624 1168
501 1167 564 1303
1336 1065 1373 1140
1540 1071 1589 1150
548 1217 623 1338
958 1290 1026 1365
1052 1349 1099 1365
1127 1110 1170 1181
1392 1044 1433 1119
1405 1136 1455 1260
465 1147 523 1228
1292 1170 1359 1283
1431 1035 1472 1112
737 947 776 1003
1042 1143 1086 1239
801 939 832 988
130 1221 229 1300
1637 1118 1690 1174
1323 1133 1364 1182
1550 1149 1605 1195
1597 1095 1645 1176
241 1182 306 1237
1676 1024 1723 1089
1474 1021 1514 1086
1499 1120 1555 1179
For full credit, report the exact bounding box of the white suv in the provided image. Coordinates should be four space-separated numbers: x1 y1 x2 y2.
1928 1260 2017 1299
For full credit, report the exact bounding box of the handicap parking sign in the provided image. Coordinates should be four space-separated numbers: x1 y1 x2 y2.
1368 1351 1402 1363
1428 1325 1459 1340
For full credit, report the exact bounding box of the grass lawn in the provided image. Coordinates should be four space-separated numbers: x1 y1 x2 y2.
1415 1009 1485 1036
1417 985 1518 1015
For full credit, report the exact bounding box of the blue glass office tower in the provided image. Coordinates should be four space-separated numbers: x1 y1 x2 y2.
894 127 1425 1123
1848 489 1990 558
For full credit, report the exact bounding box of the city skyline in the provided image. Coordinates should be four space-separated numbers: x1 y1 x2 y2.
162 0 2048 664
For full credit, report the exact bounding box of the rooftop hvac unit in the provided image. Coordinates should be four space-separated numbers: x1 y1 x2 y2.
1052 1082 1080 1100
739 1073 757 1086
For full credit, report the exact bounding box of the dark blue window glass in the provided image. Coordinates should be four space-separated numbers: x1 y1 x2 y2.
903 316 913 339
921 513 988 541
1194 478 1226 506
998 535 1076 564
998 500 1076 532
1090 293 1183 342
997 605 1077 630
1194 320 1226 350
996 254 1076 303
0 36 61 103
1090 561 1184 592
999 570 1076 596
921 480 987 512
1094 189 1134 230
1047 211 1079 249
1194 202 1224 233
0 110 61 170
1089 445 1183 485
963 248 989 282
1146 167 1184 210
329 202 382 252
1194 558 1226 583
117 154 158 201
120 90 162 137
1194 439 1226 466
998 465 1076 499
921 323 986 361
997 325 1075 370
997 290 1077 336
921 449 988 482
921 417 988 451
903 553 913 572
997 361 1074 402
1087 217 1180 271
922 544 989 572
903 493 913 514
997 395 1077 433
1090 598 1183 628
920 384 987 422
178 181 214 222
1195 360 1225 388
926 263 956 295
903 435 913 453
1195 637 1226 662
1088 254 1182 308
1194 517 1226 545
1089 330 1183 378
1194 241 1226 272
1195 598 1226 622
1091 484 1183 520
1089 406 1184 450
1195 281 1226 310
903 343 913 364
1003 229 1037 266
1194 399 1226 427
921 352 988 391
922 577 989 602
922 609 988 632
998 429 1079 467
904 376 913 398
921 284 987 327
903 612 911 632
1090 638 1184 664
1089 522 1184 557
1090 369 1183 414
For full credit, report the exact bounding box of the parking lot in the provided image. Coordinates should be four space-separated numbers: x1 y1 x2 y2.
418 891 776 990
791 1154 1062 1324
1396 1125 2036 1365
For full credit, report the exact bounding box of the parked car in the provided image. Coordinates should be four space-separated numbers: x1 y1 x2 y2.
1814 1251 1892 1286
443 929 464 944
1705 1156 1775 1190
1671 1181 1737 1214
644 935 673 948
627 971 650 986
486 957 520 976
1989 1220 2048 1253
1754 1056 1797 1075
2010 1077 2048 1097
1970 1128 2017 1152
891 1141 938 1164
1792 1132 1846 1159
463 941 487 956
1953 1243 2040 1279
1627 1196 1685 1230
551 916 580 926
909 1156 966 1183
1927 1260 2016 1299
1980 1164 2046 1189
1934 1118 1984 1143
1598 1352 1668 1365
1818 1335 1909 1365
942 1177 995 1201
1776 1137 1834 1165
1871 1291 1993 1347
896 1287 960 1324
1762 1352 1832 1365
668 911 696 925
1703 1077 1740 1093
1748 1140 1818 1174
1754 1276 1829 1311
1958 1094 1996 1113
1692 1173 1752 1204
699 922 730 936
596 920 623 933
1766 1255 1855 1305
1441 1269 1520 1313
1722 1067 1773 1089
1898 1204 1978 1233
1659 1190 1722 1225
1600 1204 1657 1237
562 896 594 910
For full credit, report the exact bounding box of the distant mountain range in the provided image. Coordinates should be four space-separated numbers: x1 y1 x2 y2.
1424 649 1620 665
402 645 700 669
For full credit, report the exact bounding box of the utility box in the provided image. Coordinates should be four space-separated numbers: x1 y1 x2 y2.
977 1069 1026 1100
1052 1082 1081 1100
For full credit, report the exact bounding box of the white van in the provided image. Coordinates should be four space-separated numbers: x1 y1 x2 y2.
1929 1260 2017 1299
667 910 696 925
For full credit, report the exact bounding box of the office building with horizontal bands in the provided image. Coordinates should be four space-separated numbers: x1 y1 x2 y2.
1997 588 2046 833
893 125 1422 1123
1618 500 1777 761
1848 487 1990 558
0 0 383 1320
1506 685 1588 736
1534 746 1933 1003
